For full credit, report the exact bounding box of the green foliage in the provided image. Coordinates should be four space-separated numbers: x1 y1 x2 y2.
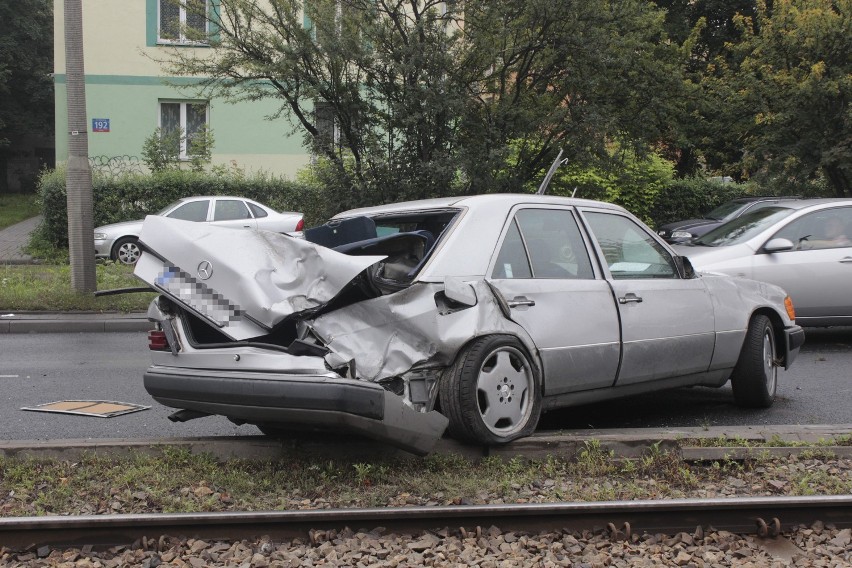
159 0 685 201
0 0 53 146
141 127 182 172
706 0 852 196
549 148 676 225
141 124 215 173
35 166 326 249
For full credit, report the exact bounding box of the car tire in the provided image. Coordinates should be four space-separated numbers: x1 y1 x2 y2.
440 335 541 445
730 314 778 408
112 237 141 265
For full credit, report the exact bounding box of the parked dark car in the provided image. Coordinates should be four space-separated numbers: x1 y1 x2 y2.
657 196 800 244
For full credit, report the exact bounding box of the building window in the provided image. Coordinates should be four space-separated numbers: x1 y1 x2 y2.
313 101 340 151
159 101 209 159
159 0 209 44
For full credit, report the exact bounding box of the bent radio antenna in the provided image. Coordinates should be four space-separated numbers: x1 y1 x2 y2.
536 148 570 195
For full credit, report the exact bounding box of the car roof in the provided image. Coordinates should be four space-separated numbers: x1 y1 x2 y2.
751 197 852 211
334 193 626 218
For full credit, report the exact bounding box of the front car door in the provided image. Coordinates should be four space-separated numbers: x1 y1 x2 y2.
580 209 716 386
752 205 852 324
488 206 621 395
165 198 211 223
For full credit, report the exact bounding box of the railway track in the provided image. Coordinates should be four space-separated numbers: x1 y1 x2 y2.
2 495 851 552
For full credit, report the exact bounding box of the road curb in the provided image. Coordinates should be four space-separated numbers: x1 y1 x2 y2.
1 425 849 462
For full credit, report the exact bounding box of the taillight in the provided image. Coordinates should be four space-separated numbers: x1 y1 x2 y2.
295 218 305 232
148 329 169 351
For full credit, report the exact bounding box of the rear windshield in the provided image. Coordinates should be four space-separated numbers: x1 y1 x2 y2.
692 206 795 247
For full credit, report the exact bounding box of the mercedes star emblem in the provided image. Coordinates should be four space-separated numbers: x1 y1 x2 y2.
197 260 214 280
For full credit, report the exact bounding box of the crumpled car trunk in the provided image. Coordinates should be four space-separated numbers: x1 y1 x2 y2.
135 214 525 454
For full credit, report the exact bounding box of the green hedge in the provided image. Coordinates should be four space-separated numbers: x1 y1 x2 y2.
36 167 330 249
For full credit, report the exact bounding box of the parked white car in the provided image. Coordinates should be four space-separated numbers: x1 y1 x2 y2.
134 194 804 454
674 198 852 327
94 196 304 265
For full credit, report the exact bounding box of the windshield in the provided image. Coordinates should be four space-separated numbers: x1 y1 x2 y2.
705 200 749 221
692 206 795 247
155 200 185 216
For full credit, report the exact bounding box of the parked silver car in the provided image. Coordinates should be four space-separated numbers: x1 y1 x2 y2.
134 194 803 454
673 198 852 327
94 196 304 265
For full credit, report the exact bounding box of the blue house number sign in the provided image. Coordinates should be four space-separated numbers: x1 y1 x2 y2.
92 118 110 132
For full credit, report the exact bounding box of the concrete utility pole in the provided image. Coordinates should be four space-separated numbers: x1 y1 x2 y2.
64 0 96 293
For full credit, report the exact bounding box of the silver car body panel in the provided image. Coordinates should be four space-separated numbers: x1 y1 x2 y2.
674 199 852 326
136 194 803 453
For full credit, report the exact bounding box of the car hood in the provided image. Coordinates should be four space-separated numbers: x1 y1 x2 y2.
134 216 385 340
95 219 144 234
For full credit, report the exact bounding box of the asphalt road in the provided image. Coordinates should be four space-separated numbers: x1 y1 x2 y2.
1 328 850 441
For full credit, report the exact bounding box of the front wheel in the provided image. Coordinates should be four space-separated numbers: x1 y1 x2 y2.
440 335 541 445
730 314 778 408
112 237 141 265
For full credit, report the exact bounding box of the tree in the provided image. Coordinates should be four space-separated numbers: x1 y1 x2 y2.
0 0 54 148
729 0 851 197
160 0 686 205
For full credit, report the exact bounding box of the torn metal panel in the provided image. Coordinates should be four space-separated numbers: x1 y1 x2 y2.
135 216 385 341
311 280 539 383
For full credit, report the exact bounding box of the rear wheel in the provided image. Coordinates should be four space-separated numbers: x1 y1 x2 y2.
112 237 141 265
731 314 778 408
440 335 541 445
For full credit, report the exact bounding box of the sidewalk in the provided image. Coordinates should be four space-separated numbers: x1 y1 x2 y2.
0 215 41 264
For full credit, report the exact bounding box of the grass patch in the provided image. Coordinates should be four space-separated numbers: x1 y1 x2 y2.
0 262 154 312
681 434 852 449
2 447 848 517
0 194 39 231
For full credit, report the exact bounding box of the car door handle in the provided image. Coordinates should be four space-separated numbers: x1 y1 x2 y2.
507 296 536 308
618 293 643 304
839 257 852 264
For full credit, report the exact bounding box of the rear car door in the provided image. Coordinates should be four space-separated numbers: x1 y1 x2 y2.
752 206 852 322
212 198 258 230
488 207 621 395
581 209 716 386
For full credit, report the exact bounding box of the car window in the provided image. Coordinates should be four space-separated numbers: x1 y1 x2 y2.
491 209 593 279
692 206 795 247
166 200 209 222
491 220 532 279
772 207 852 251
706 200 749 221
214 199 252 221
247 202 268 219
584 212 677 279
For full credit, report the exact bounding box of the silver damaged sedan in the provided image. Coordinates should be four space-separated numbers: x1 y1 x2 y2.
134 194 804 454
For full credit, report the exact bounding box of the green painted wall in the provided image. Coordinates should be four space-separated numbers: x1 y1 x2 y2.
54 75 308 174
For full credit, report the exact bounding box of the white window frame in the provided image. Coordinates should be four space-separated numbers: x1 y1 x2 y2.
158 0 210 45
158 100 210 160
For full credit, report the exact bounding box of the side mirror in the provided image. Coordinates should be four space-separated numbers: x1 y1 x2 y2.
674 255 697 279
763 238 794 253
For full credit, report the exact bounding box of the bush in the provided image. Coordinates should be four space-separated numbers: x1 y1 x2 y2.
35 166 329 249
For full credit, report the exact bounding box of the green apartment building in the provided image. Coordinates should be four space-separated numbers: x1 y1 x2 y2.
54 0 310 176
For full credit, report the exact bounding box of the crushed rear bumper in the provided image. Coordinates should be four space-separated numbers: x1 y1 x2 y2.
144 365 448 455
